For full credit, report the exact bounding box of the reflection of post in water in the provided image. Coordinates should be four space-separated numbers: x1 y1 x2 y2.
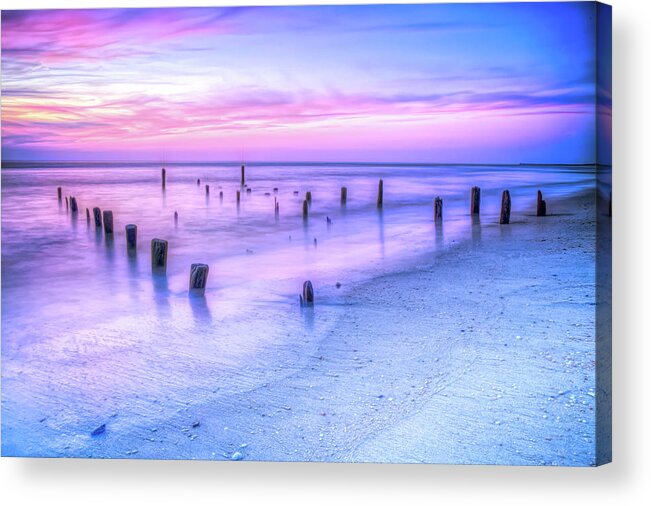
377 208 386 258
435 217 444 248
189 295 212 323
127 253 140 300
104 232 115 264
471 214 481 244
152 273 170 313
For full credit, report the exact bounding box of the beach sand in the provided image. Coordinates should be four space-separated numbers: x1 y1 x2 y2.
41 189 600 465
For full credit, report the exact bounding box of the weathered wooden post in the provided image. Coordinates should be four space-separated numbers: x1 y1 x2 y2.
125 224 137 253
341 186 347 205
241 165 245 186
70 197 79 214
189 263 209 295
306 191 312 203
151 238 168 273
93 207 102 228
434 197 443 221
500 190 511 224
174 211 178 225
300 280 314 307
205 184 210 196
377 179 383 208
102 210 114 234
57 187 62 201
303 199 308 220
65 196 69 211
86 208 91 224
219 191 224 200
273 187 278 194
246 188 252 194
536 190 547 217
471 186 480 215
161 168 166 189
197 178 201 186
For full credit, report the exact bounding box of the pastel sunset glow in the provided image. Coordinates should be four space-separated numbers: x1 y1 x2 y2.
2 3 602 163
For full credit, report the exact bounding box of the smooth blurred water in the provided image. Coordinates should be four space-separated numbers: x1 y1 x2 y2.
1 162 596 456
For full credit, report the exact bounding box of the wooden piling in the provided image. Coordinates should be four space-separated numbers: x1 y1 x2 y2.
57 187 62 201
500 190 511 225
93 207 102 228
219 191 223 200
102 210 114 234
65 196 69 211
236 190 241 203
303 199 308 220
86 208 91 224
301 280 314 307
151 238 168 273
197 178 201 186
341 186 347 205
189 263 209 295
205 184 210 195
434 197 443 221
241 165 245 186
306 191 312 203
125 224 137 253
471 186 480 215
161 168 166 189
70 197 78 214
174 211 178 224
377 179 383 209
273 187 278 193
536 190 547 217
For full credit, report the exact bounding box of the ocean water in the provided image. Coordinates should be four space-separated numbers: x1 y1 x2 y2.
1 162 596 458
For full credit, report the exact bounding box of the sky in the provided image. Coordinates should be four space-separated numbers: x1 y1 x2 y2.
1 3 609 164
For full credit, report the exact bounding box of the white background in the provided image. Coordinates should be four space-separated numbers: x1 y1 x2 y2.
0 0 649 504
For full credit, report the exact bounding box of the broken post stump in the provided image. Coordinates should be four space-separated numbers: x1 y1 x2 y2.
93 207 102 228
536 190 547 217
303 199 308 220
197 178 200 186
70 197 78 214
151 238 168 273
341 186 347 205
434 197 443 221
189 263 209 295
57 187 62 201
377 179 383 208
102 210 114 234
161 168 166 189
471 186 481 215
125 224 137 253
219 191 223 200
301 280 314 307
500 190 511 224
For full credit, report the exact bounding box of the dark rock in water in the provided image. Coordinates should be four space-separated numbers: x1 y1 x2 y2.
293 190 299 195
91 424 106 436
336 282 341 288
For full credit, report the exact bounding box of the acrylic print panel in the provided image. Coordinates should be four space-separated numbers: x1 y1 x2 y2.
0 2 611 465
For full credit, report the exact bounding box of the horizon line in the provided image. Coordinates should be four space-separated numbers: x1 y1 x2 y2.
1 160 605 168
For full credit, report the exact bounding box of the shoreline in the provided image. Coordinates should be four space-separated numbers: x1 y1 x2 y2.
12 187 599 464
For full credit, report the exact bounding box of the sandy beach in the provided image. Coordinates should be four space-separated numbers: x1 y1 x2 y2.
2 186 600 465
